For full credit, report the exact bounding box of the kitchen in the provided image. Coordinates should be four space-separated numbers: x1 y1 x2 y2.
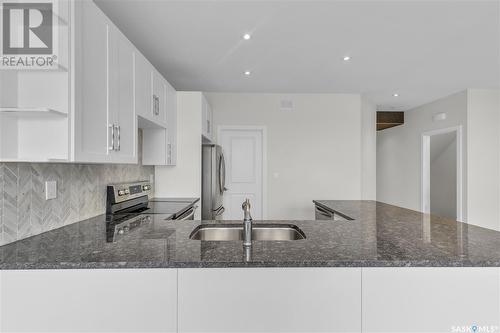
0 1 499 332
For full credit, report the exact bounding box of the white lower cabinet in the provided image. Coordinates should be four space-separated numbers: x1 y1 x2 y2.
178 268 362 332
362 267 500 333
0 269 177 333
1 267 499 333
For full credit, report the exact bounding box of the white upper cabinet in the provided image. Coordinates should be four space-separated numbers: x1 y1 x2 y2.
165 80 177 165
141 79 177 166
135 55 167 128
73 0 111 163
201 94 213 141
0 0 175 164
134 51 154 123
108 25 136 163
73 0 136 163
152 70 167 126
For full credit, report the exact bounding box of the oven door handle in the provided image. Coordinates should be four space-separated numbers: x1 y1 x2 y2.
315 205 333 218
177 206 196 220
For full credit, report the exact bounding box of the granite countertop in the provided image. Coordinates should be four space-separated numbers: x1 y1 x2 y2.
1 201 499 269
151 197 200 202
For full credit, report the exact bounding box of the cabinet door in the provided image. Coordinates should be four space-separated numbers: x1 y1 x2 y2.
201 94 213 140
201 95 208 138
152 70 167 125
165 80 177 165
178 268 361 332
108 25 136 163
0 269 178 333
362 268 500 332
74 0 112 163
207 101 213 139
135 51 153 122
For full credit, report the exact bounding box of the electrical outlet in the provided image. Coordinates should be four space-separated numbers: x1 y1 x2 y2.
45 181 57 200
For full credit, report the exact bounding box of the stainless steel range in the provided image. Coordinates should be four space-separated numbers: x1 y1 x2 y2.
106 181 198 242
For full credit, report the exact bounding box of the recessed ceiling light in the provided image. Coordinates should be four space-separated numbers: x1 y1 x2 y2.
393 93 399 97
343 56 351 61
243 33 251 40
244 71 251 76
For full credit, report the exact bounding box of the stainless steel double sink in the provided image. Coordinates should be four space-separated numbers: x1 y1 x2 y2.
189 224 306 241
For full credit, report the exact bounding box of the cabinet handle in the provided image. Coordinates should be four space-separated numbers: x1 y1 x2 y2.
109 124 115 151
116 125 121 151
152 95 156 116
154 95 160 116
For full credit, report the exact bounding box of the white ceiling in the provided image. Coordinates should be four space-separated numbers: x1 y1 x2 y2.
94 0 500 110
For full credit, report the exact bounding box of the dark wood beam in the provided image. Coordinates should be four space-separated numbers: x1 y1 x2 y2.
377 111 404 131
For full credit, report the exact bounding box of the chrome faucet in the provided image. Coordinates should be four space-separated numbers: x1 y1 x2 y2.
242 199 253 246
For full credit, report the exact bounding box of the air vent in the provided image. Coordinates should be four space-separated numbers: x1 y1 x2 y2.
280 99 293 112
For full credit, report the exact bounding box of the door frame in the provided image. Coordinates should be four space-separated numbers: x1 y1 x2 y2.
217 125 268 219
421 125 464 221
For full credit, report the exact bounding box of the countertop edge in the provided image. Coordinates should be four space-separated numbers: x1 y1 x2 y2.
2 260 499 270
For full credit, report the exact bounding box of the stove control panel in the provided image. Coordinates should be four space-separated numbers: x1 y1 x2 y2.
107 181 152 204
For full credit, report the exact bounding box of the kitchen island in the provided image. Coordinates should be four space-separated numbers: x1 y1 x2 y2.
1 201 499 332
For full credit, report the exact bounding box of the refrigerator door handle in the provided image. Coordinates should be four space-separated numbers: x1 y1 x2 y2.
218 153 226 194
215 206 225 216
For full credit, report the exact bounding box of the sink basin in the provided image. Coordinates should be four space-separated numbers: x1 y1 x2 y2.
189 224 306 241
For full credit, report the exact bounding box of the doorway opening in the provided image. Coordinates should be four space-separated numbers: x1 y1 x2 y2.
421 126 463 221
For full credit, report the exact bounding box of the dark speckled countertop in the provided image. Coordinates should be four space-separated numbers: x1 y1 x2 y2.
1 201 499 269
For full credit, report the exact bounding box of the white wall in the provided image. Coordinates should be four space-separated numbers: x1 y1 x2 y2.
467 89 500 231
155 92 202 218
361 97 377 200
430 133 457 219
206 93 364 220
377 90 468 216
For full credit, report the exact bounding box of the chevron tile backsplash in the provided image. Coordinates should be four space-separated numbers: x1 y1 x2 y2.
0 135 154 246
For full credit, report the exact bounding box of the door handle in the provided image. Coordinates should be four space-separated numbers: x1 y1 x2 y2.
153 95 160 116
152 95 157 116
109 124 115 151
115 125 121 151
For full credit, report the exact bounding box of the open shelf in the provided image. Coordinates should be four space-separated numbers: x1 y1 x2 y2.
0 107 68 117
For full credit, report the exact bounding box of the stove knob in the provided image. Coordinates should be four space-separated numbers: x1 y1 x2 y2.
124 189 130 194
118 228 124 235
118 190 125 196
123 226 129 233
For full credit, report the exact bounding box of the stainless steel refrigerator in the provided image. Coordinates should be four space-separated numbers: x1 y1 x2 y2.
202 144 226 220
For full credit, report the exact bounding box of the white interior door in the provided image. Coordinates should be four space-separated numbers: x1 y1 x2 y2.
219 127 264 220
